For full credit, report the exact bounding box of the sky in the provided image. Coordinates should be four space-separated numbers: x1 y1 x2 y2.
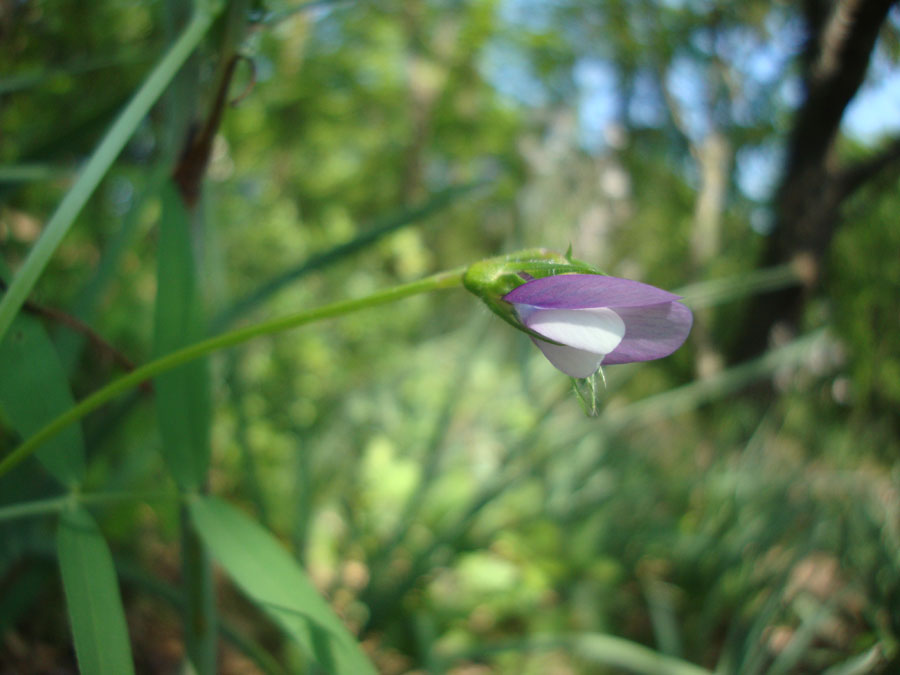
483 1 900 206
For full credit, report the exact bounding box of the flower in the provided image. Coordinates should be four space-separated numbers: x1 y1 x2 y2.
503 274 693 378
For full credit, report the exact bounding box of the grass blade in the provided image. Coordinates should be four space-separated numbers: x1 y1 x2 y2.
113 556 289 675
153 181 210 490
190 495 377 675
153 180 216 672
57 505 135 675
575 633 712 675
434 633 711 675
0 310 85 487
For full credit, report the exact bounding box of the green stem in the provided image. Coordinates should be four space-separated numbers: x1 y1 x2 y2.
0 6 222 341
0 490 173 523
0 268 465 478
0 495 71 521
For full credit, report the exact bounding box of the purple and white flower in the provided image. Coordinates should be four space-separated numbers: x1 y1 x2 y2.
503 274 693 378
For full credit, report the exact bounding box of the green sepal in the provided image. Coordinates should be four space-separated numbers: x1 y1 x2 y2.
463 248 605 334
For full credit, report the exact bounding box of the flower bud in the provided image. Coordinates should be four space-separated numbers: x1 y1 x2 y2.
465 250 693 378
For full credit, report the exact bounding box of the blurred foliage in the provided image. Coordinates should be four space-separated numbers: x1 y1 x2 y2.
2 0 900 673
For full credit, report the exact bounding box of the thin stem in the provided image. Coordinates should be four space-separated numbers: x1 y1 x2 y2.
0 268 466 478
0 495 70 521
0 490 173 523
677 263 801 310
0 6 222 341
14 291 143 378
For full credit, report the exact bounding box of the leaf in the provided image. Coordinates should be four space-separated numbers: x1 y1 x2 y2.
0 307 85 486
574 633 711 675
57 505 135 675
190 496 377 675
152 181 210 490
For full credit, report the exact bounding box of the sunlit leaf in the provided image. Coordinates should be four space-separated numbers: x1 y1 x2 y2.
190 496 376 675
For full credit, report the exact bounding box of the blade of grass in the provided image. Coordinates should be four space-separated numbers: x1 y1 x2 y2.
433 634 711 675
0 3 223 340
18 541 288 675
822 644 887 675
57 505 135 675
112 556 289 675
0 164 74 183
643 577 685 659
768 594 845 675
678 263 801 310
0 303 85 487
190 495 377 674
153 178 215 671
575 633 712 675
153 181 211 490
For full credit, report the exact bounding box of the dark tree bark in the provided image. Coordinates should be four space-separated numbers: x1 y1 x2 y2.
731 0 899 361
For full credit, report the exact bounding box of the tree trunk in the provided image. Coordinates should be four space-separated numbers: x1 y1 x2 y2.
731 0 897 362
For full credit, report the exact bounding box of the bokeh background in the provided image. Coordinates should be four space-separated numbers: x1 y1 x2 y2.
2 1 900 673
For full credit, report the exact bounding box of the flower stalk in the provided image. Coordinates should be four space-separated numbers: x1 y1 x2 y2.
0 248 695 477
0 267 465 478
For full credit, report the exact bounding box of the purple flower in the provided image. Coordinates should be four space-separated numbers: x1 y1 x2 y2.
503 274 693 378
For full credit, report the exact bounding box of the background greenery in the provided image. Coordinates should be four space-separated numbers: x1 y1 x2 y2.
2 0 899 673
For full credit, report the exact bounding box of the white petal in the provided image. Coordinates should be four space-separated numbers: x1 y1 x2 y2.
531 338 605 378
525 307 625 355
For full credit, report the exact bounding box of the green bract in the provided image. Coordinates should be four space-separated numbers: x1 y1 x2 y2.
463 248 604 331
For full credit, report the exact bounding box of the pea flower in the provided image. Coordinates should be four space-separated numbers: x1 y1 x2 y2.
502 274 693 378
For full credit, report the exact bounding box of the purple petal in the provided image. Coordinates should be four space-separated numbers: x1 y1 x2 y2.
602 301 693 365
504 274 681 310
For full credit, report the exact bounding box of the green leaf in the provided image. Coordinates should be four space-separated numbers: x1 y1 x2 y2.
190 496 377 675
574 633 711 675
57 505 135 675
0 310 85 486
152 181 210 490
